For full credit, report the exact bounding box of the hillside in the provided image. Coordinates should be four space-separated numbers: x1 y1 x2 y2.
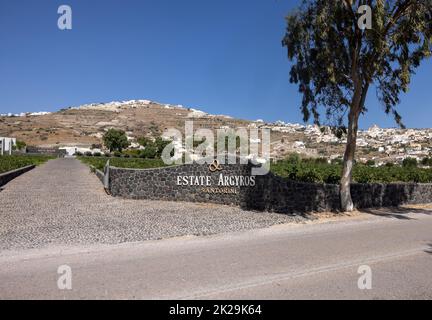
0 100 250 147
1 99 431 164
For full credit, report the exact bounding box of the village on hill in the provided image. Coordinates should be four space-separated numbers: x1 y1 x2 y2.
0 99 431 166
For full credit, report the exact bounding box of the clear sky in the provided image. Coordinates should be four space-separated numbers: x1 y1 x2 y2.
0 0 430 129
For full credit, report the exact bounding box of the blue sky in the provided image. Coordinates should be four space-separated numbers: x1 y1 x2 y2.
0 0 430 129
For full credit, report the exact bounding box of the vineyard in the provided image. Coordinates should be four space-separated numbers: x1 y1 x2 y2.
271 157 432 184
78 154 432 184
78 156 167 171
0 155 54 174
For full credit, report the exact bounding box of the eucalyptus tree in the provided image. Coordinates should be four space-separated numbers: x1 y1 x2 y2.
282 0 432 211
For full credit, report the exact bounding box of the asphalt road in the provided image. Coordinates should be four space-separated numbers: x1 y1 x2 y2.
0 210 431 299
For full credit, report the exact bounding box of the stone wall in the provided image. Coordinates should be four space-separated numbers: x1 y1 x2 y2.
108 160 256 206
0 165 35 187
106 160 432 214
26 146 66 157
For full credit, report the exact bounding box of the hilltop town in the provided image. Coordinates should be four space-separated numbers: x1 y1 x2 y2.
263 121 432 165
0 99 431 165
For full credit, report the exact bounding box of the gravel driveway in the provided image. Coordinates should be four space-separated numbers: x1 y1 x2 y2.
0 158 303 251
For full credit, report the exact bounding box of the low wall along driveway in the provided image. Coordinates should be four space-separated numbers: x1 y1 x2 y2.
0 165 35 187
105 159 432 213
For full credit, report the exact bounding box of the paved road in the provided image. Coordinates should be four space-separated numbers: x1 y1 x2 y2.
0 158 431 299
0 210 431 299
0 158 298 251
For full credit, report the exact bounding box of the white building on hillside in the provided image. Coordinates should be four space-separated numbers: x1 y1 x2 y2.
59 146 102 156
0 137 16 155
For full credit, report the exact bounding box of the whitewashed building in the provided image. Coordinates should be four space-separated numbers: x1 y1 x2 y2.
0 137 16 155
59 146 102 156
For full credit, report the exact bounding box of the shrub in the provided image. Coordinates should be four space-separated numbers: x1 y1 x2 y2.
137 137 152 147
113 151 122 157
74 151 83 156
402 157 418 168
331 158 343 165
314 157 328 164
104 152 111 157
93 152 101 157
14 140 27 151
421 157 432 166
139 145 157 159
366 160 375 166
84 151 93 157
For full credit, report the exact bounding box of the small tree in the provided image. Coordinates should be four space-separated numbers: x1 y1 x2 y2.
366 159 376 166
13 140 26 151
421 157 432 166
103 129 130 152
402 157 418 168
154 137 171 157
140 145 157 158
137 136 152 147
283 0 432 211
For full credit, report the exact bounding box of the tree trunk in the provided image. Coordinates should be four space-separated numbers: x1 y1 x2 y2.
340 106 360 212
340 78 368 212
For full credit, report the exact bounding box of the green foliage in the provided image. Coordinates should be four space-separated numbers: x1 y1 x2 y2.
0 155 54 174
314 157 328 164
331 158 343 165
103 129 130 152
271 156 432 184
122 149 140 158
13 140 27 151
366 160 376 166
402 157 418 168
137 137 152 147
78 156 167 171
282 0 432 128
139 145 157 159
421 157 432 166
138 136 172 159
154 137 171 157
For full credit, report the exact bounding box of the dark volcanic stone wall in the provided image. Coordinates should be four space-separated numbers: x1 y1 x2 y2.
107 161 432 213
0 165 35 187
109 161 255 206
350 183 432 208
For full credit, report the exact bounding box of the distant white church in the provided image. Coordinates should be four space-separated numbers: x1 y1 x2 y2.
0 137 16 155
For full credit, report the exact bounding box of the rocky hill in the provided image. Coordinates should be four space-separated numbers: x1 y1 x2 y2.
0 100 250 147
1 99 431 164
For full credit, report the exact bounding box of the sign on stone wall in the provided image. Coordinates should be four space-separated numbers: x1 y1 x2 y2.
176 160 256 195
108 157 259 206
105 158 432 214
